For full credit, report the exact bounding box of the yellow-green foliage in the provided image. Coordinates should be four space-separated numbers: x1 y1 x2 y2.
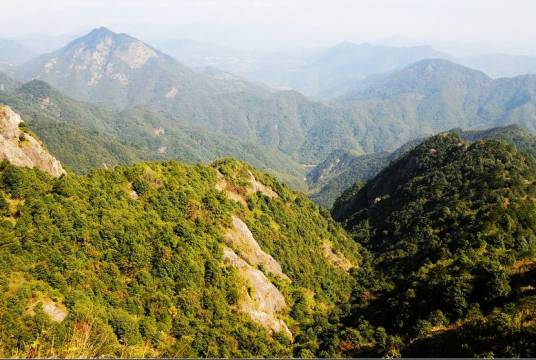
0 158 359 358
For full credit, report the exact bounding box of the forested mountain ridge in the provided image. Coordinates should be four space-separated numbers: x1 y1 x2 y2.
0 138 361 357
331 133 536 357
339 59 536 153
308 125 536 208
0 78 308 189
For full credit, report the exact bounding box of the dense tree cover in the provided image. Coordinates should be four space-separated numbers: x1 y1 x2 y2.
340 59 536 153
0 79 307 189
332 134 536 357
311 125 536 209
0 158 359 357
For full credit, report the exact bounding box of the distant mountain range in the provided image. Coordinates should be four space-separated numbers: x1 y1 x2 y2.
5 28 536 195
12 28 367 166
157 39 536 97
338 59 536 153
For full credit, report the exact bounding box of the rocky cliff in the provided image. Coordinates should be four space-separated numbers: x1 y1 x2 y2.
0 105 65 177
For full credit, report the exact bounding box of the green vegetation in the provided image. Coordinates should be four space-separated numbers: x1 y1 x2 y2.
0 158 359 357
310 125 536 208
0 79 307 189
340 59 536 153
307 150 388 208
332 134 536 357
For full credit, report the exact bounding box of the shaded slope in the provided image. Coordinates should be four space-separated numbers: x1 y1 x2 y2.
331 134 536 357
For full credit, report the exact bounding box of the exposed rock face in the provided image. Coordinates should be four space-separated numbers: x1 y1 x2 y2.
216 168 291 336
27 295 68 322
0 105 66 177
115 41 158 69
225 216 290 281
223 247 292 338
215 170 248 207
249 171 279 198
215 169 279 207
20 27 160 90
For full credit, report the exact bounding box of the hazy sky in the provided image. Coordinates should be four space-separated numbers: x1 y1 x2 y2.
2 0 536 55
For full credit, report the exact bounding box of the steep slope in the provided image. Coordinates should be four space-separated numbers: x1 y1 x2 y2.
309 125 536 208
0 105 65 177
307 150 390 208
0 80 307 188
331 134 536 357
0 154 360 357
14 28 366 164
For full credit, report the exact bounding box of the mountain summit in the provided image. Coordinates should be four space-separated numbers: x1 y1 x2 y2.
15 27 192 108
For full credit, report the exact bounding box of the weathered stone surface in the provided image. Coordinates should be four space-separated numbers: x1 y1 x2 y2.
249 171 279 198
0 105 66 177
223 247 292 338
225 216 290 281
27 295 68 323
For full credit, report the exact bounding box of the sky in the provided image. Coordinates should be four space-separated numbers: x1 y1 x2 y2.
1 0 536 55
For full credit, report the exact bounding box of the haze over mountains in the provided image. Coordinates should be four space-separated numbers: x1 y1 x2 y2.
3 27 536 196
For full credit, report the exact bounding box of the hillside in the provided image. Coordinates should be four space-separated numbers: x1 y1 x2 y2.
0 72 19 92
331 134 536 357
0 146 361 357
309 125 536 208
339 59 536 153
307 150 390 208
0 79 307 189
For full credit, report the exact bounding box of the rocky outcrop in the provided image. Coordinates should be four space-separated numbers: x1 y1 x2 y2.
0 105 66 177
225 216 290 281
27 294 68 322
215 169 279 207
249 171 279 198
223 247 291 338
216 167 291 336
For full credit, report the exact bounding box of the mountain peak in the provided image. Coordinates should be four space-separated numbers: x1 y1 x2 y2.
17 27 162 91
88 26 116 37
